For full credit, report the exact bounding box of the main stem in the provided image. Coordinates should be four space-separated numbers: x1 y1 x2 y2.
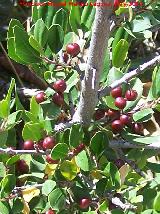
72 0 113 126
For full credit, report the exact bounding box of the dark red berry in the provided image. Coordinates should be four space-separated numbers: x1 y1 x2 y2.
125 89 138 101
43 137 56 150
23 140 34 150
45 209 56 214
52 93 64 106
133 123 144 135
46 154 59 164
115 97 126 109
111 86 122 98
66 43 80 57
108 109 120 119
111 120 124 132
93 109 106 120
63 52 69 63
120 114 132 126
35 92 46 104
114 159 125 169
16 159 29 174
52 79 67 93
79 198 90 209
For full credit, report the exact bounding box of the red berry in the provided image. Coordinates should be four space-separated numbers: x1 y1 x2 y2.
111 87 122 98
108 109 120 119
66 43 80 57
93 109 106 120
115 97 126 109
46 154 59 164
45 209 56 214
16 159 29 174
43 137 56 150
52 79 67 93
79 198 90 209
23 140 34 150
120 114 132 126
52 93 64 106
35 92 46 104
63 52 69 63
125 89 138 101
133 123 144 135
111 120 124 132
114 159 125 169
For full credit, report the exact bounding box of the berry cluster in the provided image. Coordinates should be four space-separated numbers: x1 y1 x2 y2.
93 87 144 135
35 79 67 107
109 86 144 134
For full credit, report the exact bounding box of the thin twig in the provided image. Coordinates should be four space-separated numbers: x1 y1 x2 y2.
116 148 146 178
110 139 160 151
99 55 160 98
0 42 24 87
0 148 46 155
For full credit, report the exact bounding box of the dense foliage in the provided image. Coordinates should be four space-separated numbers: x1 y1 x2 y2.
0 0 160 213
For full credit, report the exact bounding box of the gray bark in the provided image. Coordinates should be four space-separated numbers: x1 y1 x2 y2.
72 0 114 126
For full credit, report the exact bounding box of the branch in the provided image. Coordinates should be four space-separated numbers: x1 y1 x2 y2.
72 0 114 126
99 55 160 98
110 139 160 151
0 148 46 155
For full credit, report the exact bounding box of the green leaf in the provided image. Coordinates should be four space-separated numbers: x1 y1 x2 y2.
0 99 9 118
51 143 69 160
112 39 129 68
42 180 56 196
52 8 68 33
22 122 43 141
69 124 84 147
0 163 6 178
6 110 22 129
0 174 16 194
112 27 126 52
81 0 95 31
13 26 41 63
65 70 79 93
30 96 43 120
12 198 24 214
122 132 160 145
33 18 48 47
0 130 8 147
48 24 64 54
75 150 89 172
7 37 26 64
49 188 66 211
153 192 160 211
60 160 78 180
90 131 109 156
29 36 44 54
133 108 154 122
103 162 121 188
0 201 9 214
69 3 81 35
7 19 24 39
152 66 160 98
